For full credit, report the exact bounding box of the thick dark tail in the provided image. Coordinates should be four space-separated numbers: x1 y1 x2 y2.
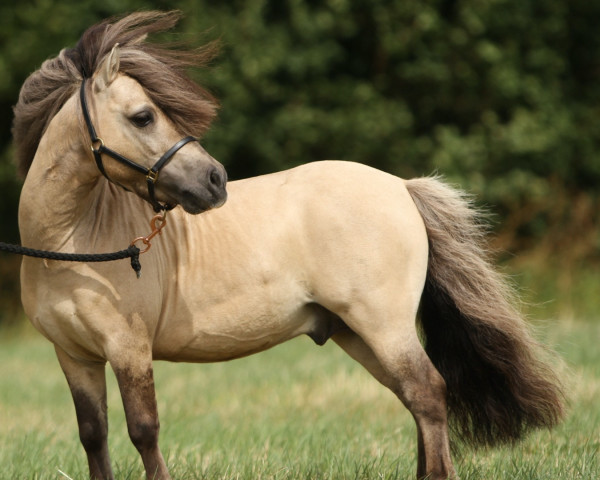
405 176 565 447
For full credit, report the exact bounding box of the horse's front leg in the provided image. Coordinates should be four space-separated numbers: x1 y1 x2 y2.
111 352 170 480
54 345 114 480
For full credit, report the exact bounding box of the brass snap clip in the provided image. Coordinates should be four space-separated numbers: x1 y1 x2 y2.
130 211 168 254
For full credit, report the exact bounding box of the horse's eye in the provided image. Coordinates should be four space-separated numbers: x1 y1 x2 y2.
130 111 154 128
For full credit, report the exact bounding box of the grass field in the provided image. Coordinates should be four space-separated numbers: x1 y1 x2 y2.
0 319 598 479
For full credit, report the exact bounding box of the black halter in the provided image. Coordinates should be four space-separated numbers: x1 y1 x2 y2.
79 79 198 212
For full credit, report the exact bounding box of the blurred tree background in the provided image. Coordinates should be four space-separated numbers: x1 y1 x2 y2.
0 0 598 325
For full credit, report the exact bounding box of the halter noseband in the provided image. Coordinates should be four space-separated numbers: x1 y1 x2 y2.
79 78 198 212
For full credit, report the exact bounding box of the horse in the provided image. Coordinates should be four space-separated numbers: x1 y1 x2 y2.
13 11 564 480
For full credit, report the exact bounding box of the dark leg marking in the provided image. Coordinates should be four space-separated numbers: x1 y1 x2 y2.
71 387 114 480
113 364 171 480
54 345 114 480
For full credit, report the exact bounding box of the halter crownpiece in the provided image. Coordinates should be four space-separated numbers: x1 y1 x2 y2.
79 78 199 212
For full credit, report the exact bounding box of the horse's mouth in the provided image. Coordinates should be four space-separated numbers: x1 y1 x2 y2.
167 187 227 215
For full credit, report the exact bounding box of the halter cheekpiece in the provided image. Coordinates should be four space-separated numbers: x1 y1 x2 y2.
79 78 198 212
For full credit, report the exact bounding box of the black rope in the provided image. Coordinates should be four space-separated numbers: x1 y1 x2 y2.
0 242 142 278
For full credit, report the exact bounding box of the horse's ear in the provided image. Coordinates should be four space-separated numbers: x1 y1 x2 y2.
94 43 120 92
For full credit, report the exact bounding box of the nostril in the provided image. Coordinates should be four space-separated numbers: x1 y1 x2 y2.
208 167 226 190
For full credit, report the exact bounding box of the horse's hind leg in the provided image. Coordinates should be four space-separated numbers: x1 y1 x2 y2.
55 345 114 480
333 328 456 480
110 354 170 480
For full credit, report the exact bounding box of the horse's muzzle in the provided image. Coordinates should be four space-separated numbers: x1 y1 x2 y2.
176 164 227 214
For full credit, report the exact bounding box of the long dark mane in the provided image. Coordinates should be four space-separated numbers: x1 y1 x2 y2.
12 10 218 178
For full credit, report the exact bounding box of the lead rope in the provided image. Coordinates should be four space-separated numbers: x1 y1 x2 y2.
0 212 168 278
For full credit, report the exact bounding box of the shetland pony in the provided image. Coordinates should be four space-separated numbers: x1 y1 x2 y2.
14 11 563 480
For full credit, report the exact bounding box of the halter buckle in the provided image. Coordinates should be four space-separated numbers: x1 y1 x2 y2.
146 169 159 184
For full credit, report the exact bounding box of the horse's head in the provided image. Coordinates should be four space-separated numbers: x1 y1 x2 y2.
84 45 227 214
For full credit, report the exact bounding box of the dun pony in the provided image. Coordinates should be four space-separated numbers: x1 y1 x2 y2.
14 11 564 480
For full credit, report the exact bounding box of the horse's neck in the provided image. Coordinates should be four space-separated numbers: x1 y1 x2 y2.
18 95 147 252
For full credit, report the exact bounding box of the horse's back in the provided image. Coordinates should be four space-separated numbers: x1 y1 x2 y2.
226 161 427 265
226 159 429 279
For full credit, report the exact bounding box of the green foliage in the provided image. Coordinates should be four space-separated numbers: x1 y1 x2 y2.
2 1 599 192
0 1 599 321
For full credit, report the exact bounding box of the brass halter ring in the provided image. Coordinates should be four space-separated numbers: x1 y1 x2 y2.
90 138 104 154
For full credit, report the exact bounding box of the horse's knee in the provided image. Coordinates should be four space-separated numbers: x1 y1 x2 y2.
112 365 161 449
128 416 160 451
78 420 107 453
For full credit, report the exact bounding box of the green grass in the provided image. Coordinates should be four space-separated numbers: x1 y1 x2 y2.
0 319 598 479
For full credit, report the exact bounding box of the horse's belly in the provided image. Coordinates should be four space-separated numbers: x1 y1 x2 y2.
152 301 319 362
